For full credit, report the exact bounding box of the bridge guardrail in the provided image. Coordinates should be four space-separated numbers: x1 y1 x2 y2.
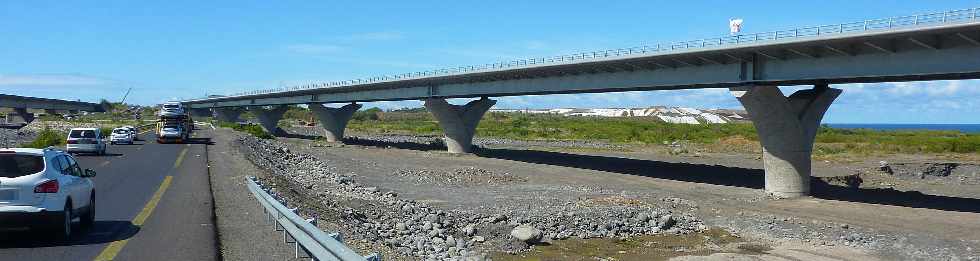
245 176 381 261
190 7 979 101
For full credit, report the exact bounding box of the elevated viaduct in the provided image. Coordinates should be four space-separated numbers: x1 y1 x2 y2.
0 94 103 124
181 8 980 198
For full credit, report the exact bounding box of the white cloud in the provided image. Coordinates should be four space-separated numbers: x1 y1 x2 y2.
0 74 111 86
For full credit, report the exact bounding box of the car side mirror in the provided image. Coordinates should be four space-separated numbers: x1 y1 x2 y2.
83 169 97 178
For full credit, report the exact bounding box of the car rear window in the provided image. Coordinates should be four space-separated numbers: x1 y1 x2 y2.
164 105 179 109
69 130 97 138
113 129 128 134
0 154 45 178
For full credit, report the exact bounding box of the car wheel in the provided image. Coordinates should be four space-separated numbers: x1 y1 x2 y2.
54 201 73 240
81 194 95 229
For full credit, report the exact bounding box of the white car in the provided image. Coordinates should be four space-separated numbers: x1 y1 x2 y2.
0 148 97 239
109 128 134 145
66 128 107 155
122 125 140 141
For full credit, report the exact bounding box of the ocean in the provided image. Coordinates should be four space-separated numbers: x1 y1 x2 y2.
826 123 980 133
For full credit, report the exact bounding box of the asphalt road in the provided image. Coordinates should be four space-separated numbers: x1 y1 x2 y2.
0 130 218 261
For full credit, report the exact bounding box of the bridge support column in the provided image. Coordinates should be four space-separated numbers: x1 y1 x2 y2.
251 105 288 136
214 107 244 123
731 84 841 198
424 97 496 153
309 103 361 142
7 108 35 125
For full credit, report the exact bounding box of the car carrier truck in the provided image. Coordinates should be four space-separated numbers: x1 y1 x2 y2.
156 103 194 143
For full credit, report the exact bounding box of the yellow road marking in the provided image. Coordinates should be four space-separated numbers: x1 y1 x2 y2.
93 175 173 261
173 147 189 169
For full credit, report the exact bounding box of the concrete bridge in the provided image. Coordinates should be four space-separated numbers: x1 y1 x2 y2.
0 94 103 124
181 8 980 198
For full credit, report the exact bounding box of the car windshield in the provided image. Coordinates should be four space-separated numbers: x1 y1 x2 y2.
0 154 45 178
164 105 179 109
69 130 97 138
113 129 129 134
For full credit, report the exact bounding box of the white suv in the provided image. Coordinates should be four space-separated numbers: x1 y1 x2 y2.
0 148 97 239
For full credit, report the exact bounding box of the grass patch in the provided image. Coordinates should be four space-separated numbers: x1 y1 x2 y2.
22 128 66 148
217 121 273 139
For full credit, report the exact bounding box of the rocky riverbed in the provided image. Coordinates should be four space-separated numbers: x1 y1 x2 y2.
227 125 980 260
235 134 712 260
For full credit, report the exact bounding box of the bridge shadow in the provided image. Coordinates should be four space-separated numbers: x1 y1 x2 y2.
186 137 214 145
0 220 139 248
470 148 980 214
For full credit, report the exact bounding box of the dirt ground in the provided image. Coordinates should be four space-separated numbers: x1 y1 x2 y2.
227 125 980 260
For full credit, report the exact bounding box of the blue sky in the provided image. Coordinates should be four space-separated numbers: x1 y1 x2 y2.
1 1 978 123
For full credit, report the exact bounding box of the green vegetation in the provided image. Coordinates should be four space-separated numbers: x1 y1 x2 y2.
813 127 980 154
342 110 980 155
216 121 273 139
347 111 757 144
22 128 66 148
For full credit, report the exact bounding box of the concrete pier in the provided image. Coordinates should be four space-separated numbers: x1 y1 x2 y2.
731 84 841 198
7 108 35 124
251 105 288 136
424 97 496 153
215 108 244 123
309 103 362 142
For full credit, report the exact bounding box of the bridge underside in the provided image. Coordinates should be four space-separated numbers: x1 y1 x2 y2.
186 22 980 198
187 23 980 108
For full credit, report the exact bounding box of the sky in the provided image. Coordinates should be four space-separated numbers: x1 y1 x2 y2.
1 1 979 123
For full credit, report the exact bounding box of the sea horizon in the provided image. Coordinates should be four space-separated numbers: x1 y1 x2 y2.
825 123 980 133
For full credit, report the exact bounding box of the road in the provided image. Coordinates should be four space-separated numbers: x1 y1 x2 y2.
0 129 218 261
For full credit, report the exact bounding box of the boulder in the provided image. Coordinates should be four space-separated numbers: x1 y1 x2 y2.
510 224 543 244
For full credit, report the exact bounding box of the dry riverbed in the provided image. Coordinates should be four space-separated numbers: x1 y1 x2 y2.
223 126 980 260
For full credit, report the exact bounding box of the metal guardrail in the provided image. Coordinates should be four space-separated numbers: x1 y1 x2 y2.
245 176 381 261
191 7 980 101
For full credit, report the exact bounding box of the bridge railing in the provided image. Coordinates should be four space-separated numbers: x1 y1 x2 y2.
246 176 381 261
193 7 979 101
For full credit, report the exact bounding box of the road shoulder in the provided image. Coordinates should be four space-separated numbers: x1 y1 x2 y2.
208 128 294 260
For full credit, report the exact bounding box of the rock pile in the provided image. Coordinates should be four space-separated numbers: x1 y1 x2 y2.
22 120 99 134
236 134 706 260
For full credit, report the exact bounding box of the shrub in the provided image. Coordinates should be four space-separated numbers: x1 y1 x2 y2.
216 120 273 139
23 128 66 148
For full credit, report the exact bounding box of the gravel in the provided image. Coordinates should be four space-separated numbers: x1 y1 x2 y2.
393 167 527 187
286 126 624 150
234 134 707 260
